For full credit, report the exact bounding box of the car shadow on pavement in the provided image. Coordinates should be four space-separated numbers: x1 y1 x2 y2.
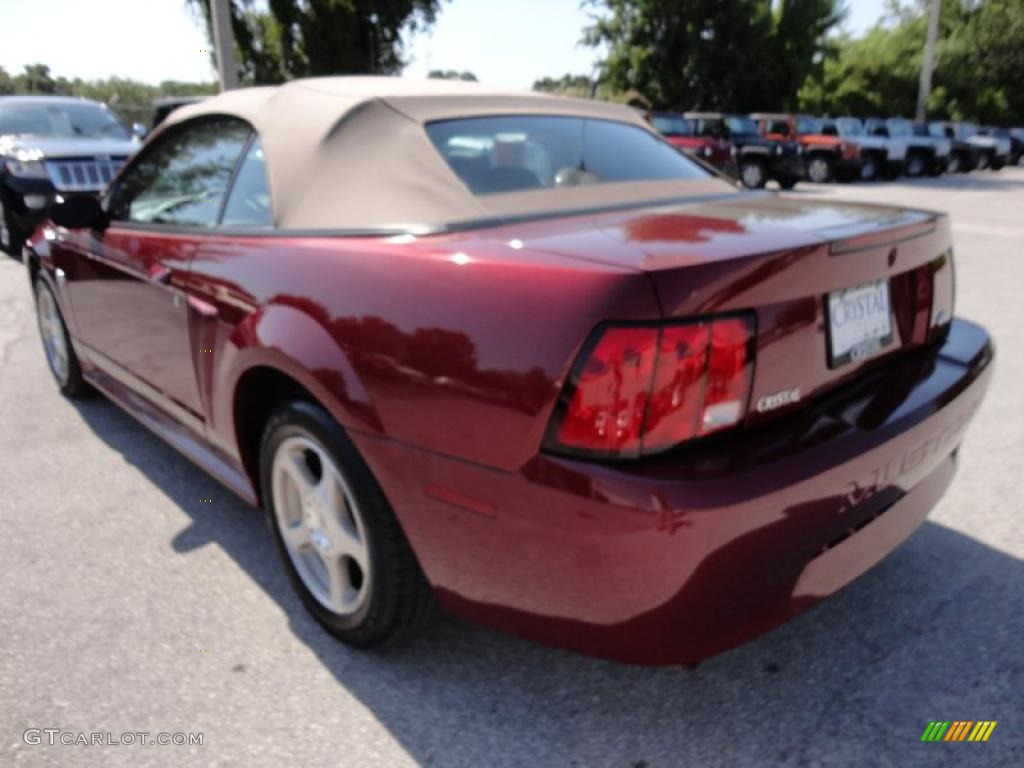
70 395 1023 768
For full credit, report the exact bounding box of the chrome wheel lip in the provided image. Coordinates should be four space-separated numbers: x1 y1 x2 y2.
271 434 371 617
36 285 70 385
740 162 763 188
807 157 830 183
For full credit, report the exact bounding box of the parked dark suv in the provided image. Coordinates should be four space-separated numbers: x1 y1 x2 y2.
684 112 803 189
0 96 140 255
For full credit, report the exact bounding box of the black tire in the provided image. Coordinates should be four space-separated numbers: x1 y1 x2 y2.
976 152 990 170
738 157 767 189
905 152 927 178
990 158 1005 171
947 153 962 174
34 277 89 397
805 153 834 184
776 174 798 190
260 400 433 648
0 194 25 258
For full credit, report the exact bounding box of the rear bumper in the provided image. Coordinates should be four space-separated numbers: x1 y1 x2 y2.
355 319 993 665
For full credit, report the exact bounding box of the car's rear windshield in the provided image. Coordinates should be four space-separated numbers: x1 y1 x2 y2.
0 102 130 140
425 115 709 196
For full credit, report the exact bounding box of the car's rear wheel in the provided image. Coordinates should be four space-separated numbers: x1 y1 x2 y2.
34 278 88 397
976 152 990 170
947 153 962 173
260 401 433 647
806 154 834 184
738 158 767 189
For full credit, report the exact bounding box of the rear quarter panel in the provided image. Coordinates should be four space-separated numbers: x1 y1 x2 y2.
188 232 660 472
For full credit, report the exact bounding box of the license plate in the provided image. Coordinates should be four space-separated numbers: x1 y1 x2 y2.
826 279 893 367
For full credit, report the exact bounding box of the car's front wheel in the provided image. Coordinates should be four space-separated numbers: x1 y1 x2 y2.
947 153 962 173
34 278 88 396
260 401 433 647
738 158 767 189
806 154 834 183
905 152 927 177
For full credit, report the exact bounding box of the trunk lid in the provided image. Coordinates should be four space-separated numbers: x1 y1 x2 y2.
489 193 955 428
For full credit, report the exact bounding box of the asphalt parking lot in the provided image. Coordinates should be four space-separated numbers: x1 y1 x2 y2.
1 169 1022 768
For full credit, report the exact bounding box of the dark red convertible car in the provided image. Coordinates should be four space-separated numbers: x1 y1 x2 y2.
25 78 993 666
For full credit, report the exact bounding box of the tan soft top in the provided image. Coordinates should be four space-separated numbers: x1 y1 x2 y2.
165 77 732 232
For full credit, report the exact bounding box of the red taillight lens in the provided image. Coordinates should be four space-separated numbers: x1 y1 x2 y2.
548 314 755 458
553 327 658 456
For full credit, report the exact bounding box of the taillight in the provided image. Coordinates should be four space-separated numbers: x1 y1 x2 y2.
546 314 755 459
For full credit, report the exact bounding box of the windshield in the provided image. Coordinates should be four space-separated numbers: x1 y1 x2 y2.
425 115 710 196
956 122 978 139
0 101 130 140
650 114 690 137
837 118 864 136
887 119 913 137
796 116 822 134
725 116 758 136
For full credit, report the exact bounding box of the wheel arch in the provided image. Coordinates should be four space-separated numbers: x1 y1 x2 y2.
222 303 384 503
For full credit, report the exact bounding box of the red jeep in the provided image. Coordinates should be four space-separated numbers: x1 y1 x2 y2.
752 113 862 183
647 112 737 177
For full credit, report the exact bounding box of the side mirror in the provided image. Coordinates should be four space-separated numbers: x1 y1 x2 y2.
131 122 148 140
50 195 108 230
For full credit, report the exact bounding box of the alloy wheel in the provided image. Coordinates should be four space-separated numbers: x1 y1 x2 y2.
271 434 371 616
860 158 877 181
906 154 925 177
36 284 70 386
807 157 830 183
740 162 764 188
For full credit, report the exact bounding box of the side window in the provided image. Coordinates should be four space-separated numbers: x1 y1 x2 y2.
821 122 838 137
109 117 251 227
221 138 272 227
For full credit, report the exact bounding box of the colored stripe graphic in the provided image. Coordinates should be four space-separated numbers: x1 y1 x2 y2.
922 721 996 742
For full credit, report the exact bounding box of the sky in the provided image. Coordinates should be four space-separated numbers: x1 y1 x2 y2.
1 0 890 89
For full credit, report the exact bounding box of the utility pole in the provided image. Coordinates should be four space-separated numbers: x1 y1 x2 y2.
916 0 941 121
210 0 238 91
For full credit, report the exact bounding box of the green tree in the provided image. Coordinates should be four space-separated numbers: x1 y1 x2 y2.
532 74 594 96
428 69 478 81
15 63 58 94
582 0 845 111
0 66 14 95
186 0 445 84
798 0 1024 123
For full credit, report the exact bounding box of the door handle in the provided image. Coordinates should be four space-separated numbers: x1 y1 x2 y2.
148 264 173 285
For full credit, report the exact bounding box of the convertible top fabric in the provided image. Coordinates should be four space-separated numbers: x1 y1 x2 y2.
164 77 733 231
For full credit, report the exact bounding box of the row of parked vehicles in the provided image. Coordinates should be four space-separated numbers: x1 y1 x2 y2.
648 111 1024 189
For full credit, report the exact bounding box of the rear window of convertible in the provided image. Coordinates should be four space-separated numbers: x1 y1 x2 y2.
425 115 710 196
